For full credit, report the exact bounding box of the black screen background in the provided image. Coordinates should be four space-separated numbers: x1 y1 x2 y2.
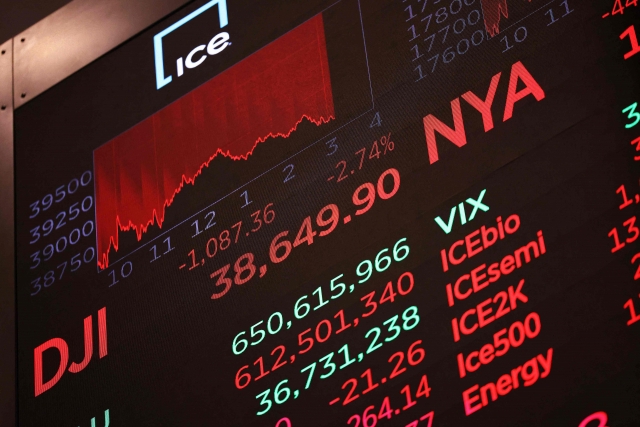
13 0 640 425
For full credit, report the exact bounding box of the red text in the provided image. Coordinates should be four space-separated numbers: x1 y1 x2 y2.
462 348 553 415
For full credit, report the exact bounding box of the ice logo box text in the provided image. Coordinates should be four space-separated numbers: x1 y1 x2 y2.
154 0 229 89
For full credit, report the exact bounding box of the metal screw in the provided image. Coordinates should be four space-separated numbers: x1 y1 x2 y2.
21 93 26 98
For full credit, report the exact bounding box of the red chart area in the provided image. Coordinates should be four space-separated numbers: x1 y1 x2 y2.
94 14 335 268
480 0 532 36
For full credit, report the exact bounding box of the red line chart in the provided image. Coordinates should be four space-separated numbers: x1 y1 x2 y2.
94 14 335 269
481 0 533 37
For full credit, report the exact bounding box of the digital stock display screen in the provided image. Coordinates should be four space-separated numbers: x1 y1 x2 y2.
12 0 640 425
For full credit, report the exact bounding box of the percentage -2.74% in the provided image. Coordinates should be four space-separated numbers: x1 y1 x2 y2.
329 133 396 183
